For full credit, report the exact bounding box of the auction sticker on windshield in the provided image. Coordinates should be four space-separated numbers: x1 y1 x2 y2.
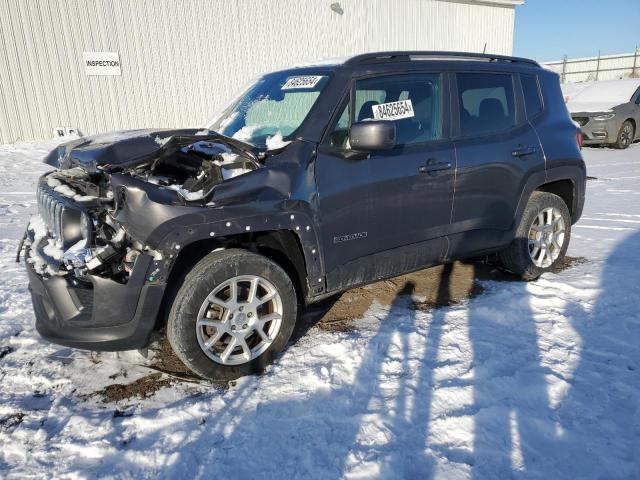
281 76 324 90
372 100 415 120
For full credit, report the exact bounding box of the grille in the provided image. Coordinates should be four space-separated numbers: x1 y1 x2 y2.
36 183 82 248
573 116 589 127
37 184 64 241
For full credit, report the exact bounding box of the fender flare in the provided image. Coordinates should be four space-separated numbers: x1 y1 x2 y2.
514 164 586 230
155 210 325 293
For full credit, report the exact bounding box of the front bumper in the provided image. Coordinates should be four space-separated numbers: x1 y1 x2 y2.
26 247 165 351
572 115 620 145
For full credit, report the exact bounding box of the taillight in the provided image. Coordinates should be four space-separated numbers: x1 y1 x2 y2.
577 131 583 150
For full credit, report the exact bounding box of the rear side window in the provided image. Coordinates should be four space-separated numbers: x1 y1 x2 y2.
521 74 543 118
457 73 515 136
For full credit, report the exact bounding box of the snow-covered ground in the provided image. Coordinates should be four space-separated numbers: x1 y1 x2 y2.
1 140 639 479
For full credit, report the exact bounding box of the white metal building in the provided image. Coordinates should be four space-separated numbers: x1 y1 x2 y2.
0 0 523 144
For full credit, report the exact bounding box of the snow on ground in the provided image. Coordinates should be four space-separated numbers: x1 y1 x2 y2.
1 140 640 479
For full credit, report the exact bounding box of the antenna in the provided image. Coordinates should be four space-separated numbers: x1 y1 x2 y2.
483 43 487 54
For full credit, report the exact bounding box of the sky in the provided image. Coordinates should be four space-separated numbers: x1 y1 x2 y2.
513 0 640 62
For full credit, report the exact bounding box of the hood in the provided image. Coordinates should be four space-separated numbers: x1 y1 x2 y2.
564 78 640 114
45 128 258 172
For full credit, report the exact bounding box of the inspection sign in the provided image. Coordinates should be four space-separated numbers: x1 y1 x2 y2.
83 52 121 76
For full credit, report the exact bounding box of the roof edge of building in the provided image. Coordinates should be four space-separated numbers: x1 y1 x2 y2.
444 0 524 8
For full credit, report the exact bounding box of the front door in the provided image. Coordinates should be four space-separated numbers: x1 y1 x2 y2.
315 72 455 291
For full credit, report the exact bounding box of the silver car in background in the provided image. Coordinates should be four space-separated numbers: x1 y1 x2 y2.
563 79 640 149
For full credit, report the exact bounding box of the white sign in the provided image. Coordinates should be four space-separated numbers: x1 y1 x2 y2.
281 76 323 90
372 100 415 121
83 52 121 76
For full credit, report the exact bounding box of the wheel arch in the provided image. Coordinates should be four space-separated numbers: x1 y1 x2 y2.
514 164 585 232
535 178 576 217
156 228 316 331
625 117 637 138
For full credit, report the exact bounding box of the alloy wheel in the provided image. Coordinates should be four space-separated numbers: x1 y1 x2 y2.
621 123 633 147
528 207 566 268
195 275 283 365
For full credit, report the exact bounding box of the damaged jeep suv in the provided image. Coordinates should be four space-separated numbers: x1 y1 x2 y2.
22 52 585 381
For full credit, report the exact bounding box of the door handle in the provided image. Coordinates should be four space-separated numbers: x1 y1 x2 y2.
512 145 537 157
419 159 452 175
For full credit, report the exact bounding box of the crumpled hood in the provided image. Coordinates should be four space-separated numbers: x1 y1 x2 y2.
44 128 199 171
45 128 258 173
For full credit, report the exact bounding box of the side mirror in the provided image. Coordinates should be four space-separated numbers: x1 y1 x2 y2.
349 121 396 151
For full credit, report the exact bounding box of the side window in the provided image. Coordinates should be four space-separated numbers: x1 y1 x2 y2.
521 74 543 118
457 73 516 136
354 73 442 145
634 87 640 105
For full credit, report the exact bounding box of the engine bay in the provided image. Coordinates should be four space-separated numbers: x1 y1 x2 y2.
24 134 262 281
127 137 260 202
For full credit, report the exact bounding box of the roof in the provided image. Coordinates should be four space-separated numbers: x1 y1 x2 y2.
295 51 539 69
344 51 538 66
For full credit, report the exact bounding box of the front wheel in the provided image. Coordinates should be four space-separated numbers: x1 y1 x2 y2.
614 120 634 149
167 249 297 381
499 191 571 280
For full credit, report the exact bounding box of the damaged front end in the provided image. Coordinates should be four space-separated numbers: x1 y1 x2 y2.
22 129 262 350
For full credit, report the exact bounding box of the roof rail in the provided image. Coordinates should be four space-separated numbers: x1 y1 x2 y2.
345 51 540 67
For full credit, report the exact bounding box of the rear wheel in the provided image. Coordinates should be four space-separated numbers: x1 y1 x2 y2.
614 120 634 149
499 191 571 280
167 249 297 381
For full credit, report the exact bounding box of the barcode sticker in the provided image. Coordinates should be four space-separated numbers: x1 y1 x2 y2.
372 100 415 120
281 76 324 90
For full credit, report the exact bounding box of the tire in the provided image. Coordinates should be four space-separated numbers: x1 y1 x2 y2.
167 248 297 381
499 191 571 281
614 120 634 149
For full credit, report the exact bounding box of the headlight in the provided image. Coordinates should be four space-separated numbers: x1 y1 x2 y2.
80 211 93 246
593 113 615 121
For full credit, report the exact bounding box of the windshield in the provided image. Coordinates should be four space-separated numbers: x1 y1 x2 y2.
208 70 332 147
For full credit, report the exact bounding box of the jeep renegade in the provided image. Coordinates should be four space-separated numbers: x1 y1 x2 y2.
22 52 586 380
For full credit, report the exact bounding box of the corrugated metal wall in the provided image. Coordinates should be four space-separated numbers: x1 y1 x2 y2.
0 0 517 144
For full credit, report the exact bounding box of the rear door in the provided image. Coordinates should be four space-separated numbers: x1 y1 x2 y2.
315 71 455 290
450 71 545 253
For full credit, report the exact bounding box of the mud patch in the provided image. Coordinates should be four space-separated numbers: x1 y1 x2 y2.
0 412 25 431
307 256 588 332
94 373 174 403
551 255 588 273
0 345 13 360
147 337 201 380
312 261 485 332
144 338 229 387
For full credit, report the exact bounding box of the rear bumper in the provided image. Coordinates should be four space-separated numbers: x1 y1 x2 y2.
26 249 165 351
